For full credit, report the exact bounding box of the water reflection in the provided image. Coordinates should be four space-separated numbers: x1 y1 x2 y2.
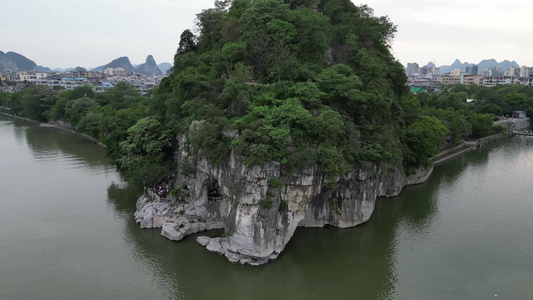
24 126 110 170
105 180 416 299
8 111 530 299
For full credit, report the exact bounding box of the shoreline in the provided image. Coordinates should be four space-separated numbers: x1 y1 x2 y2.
405 132 514 186
0 111 514 186
1 112 105 147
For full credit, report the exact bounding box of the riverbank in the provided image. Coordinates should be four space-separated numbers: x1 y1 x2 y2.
406 132 514 185
0 112 105 147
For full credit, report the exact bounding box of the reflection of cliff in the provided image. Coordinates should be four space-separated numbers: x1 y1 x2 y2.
390 181 439 236
108 181 433 299
24 126 109 169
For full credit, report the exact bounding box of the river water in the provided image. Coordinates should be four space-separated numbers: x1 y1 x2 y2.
1 114 533 299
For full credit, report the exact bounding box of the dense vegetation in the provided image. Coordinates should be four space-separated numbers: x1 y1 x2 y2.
2 0 533 185
154 0 414 178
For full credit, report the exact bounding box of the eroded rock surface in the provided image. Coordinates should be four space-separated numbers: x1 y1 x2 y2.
135 136 406 265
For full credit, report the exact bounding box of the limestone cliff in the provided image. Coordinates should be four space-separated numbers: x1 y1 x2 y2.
135 135 406 265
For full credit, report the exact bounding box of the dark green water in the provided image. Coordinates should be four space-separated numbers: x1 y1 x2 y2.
2 114 533 299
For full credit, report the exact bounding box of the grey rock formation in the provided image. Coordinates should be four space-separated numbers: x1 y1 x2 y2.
91 56 134 73
135 55 163 76
135 135 406 265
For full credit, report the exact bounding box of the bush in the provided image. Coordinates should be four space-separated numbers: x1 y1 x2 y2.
258 197 273 209
268 178 281 188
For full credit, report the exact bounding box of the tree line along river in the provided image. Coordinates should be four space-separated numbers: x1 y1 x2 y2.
1 114 533 299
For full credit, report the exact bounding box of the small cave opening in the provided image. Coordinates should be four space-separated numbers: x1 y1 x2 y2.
206 179 224 202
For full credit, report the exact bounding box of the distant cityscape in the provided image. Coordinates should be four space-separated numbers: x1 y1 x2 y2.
0 67 164 96
405 59 533 93
3 50 533 97
0 51 170 95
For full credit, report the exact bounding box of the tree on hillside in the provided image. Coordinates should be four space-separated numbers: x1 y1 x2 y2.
64 97 97 126
20 85 57 121
117 117 173 185
176 29 198 56
403 116 447 172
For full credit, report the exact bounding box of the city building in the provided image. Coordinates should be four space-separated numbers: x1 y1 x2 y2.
104 67 126 76
437 74 461 85
483 76 514 87
450 69 462 77
520 66 531 78
17 71 48 82
406 63 419 76
466 64 478 75
94 82 114 93
504 67 519 77
437 74 482 85
526 73 533 86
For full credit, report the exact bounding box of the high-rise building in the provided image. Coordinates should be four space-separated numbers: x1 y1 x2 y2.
520 66 530 78
406 63 419 76
504 67 518 77
466 64 478 75
451 69 462 77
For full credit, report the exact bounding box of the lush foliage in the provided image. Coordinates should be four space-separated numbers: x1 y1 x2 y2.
154 0 413 177
5 1 531 184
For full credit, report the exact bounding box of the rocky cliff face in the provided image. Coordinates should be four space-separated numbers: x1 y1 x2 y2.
135 135 406 265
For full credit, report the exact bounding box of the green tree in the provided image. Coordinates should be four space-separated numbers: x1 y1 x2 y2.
505 92 527 111
176 29 198 56
470 114 496 139
64 97 97 126
49 97 68 120
404 116 447 171
20 85 57 121
77 112 103 138
117 116 173 185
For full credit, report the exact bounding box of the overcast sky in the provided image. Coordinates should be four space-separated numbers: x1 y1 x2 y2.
1 0 531 69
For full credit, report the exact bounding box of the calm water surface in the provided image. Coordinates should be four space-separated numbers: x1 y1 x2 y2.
1 114 533 299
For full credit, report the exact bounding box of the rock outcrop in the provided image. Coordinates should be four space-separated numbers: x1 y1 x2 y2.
92 56 134 74
135 55 163 76
135 136 406 265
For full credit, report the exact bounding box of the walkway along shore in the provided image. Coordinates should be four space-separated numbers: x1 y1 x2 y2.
1 111 517 186
406 132 514 185
1 112 105 147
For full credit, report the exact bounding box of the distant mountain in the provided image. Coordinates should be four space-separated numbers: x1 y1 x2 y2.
438 59 520 75
0 51 17 71
52 67 76 72
0 51 43 72
477 59 499 73
135 55 162 76
438 59 470 74
91 56 134 74
38 65 51 72
158 62 172 74
91 65 105 72
498 60 520 71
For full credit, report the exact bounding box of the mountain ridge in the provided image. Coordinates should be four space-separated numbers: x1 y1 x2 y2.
433 59 521 75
